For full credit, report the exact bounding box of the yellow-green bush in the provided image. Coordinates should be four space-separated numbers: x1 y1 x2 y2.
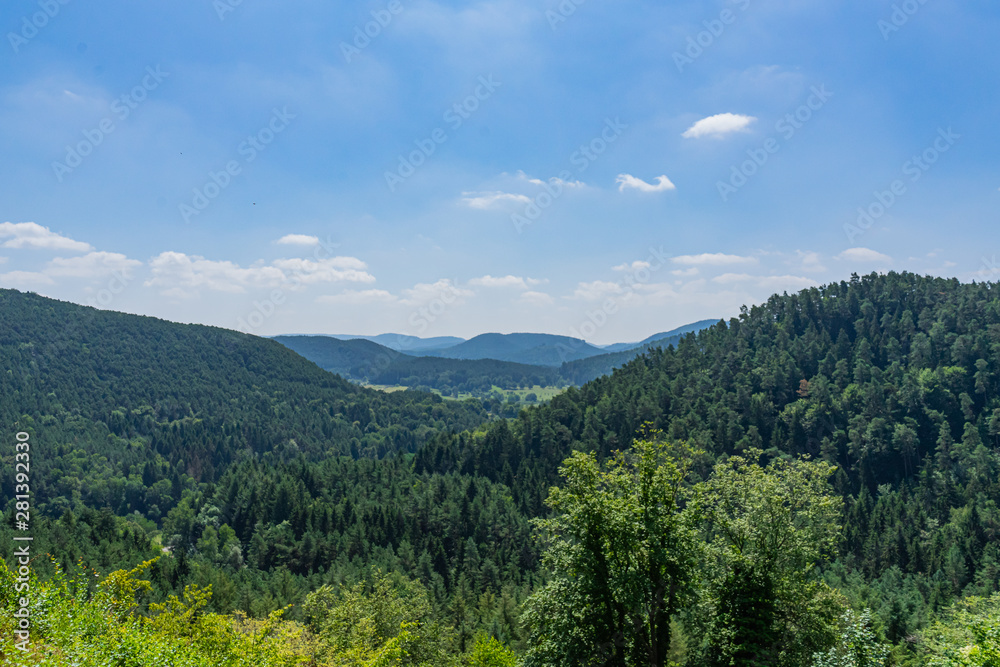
922 594 1000 666
0 557 314 666
0 559 518 667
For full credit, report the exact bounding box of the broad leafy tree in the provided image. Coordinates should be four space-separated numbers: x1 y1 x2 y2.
522 437 701 667
693 449 844 666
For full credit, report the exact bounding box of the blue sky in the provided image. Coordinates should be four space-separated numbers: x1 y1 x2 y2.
1 0 997 344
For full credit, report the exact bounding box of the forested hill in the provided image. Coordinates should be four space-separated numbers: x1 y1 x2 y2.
0 288 487 507
4 274 1000 663
417 272 1000 641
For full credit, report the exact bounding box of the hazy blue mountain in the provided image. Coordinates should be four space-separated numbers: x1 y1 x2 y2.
279 333 466 352
425 332 605 366
274 335 562 394
275 322 719 392
353 333 466 352
273 335 405 379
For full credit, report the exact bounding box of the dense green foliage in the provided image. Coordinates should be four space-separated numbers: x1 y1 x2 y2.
3 272 1000 663
921 593 1000 665
693 450 844 666
417 272 1000 662
522 438 700 667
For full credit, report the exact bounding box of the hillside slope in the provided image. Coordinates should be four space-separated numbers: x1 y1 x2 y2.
416 273 1000 645
0 289 487 517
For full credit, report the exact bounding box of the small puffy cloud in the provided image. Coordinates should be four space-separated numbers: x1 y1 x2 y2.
317 289 397 305
516 171 585 189
145 252 374 296
519 290 555 306
796 250 826 273
712 272 818 292
469 274 541 289
613 260 651 272
836 248 892 263
671 267 699 277
616 174 676 193
672 253 758 266
272 257 375 285
146 252 282 295
45 252 142 279
461 191 532 209
682 113 756 139
0 222 93 252
572 280 624 301
275 234 320 246
400 279 474 306
711 273 754 284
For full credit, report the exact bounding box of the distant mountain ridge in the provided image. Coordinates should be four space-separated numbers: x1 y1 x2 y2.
597 320 720 353
274 319 719 395
277 321 718 367
421 332 605 366
277 333 465 352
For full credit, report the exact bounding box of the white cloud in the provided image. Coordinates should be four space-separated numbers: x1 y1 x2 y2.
796 250 827 273
682 113 757 139
461 191 532 209
712 272 818 292
572 280 624 301
400 279 474 306
711 273 755 284
671 267 699 277
271 257 375 284
469 274 541 289
836 247 892 263
0 222 93 252
615 174 676 193
45 252 142 278
672 253 758 266
517 171 585 189
519 290 555 306
0 270 54 287
613 260 652 272
145 252 374 296
275 234 320 246
317 289 397 305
